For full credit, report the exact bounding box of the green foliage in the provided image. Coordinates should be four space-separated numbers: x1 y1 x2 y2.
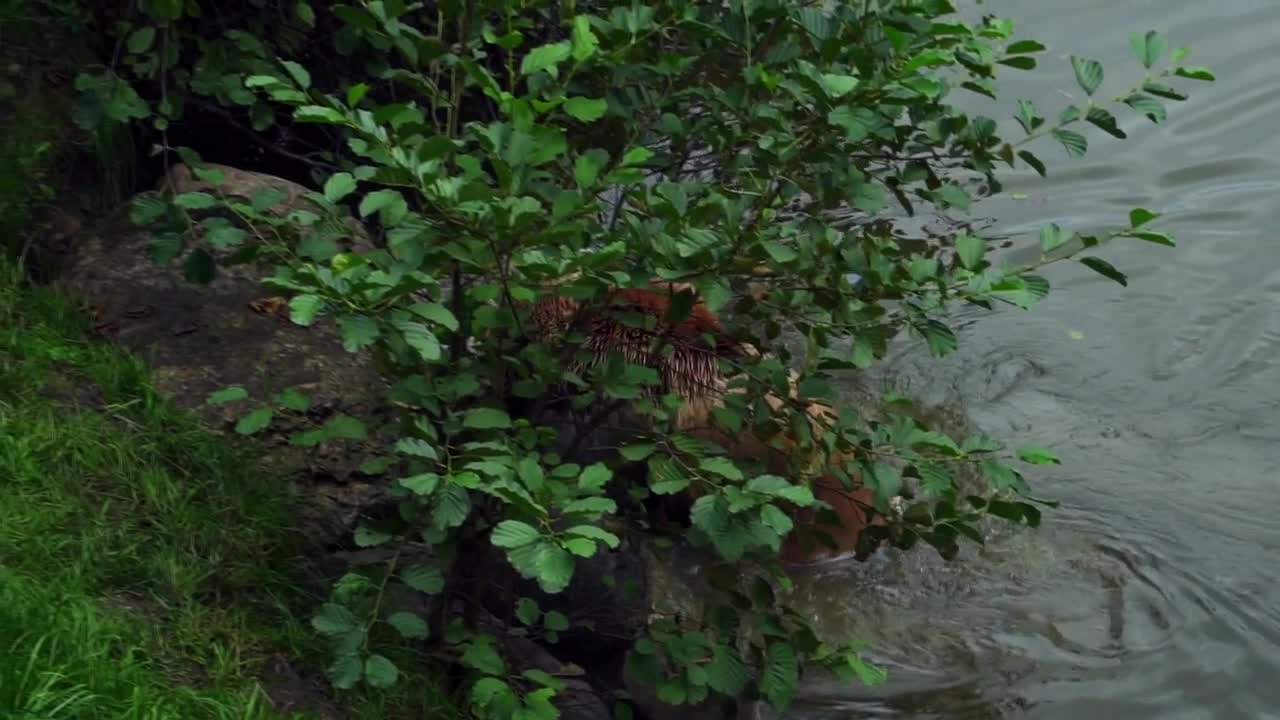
0 261 463 719
89 1 1214 717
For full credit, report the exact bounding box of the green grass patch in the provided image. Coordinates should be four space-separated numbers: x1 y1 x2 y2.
0 262 459 719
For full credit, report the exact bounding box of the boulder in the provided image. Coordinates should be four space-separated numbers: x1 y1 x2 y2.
43 165 391 547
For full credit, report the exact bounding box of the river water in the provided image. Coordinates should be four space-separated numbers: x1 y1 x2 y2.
772 2 1280 718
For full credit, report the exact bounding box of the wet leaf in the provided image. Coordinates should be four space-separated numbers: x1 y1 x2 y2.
235 407 273 435
207 386 248 405
1130 30 1166 69
1051 128 1088 158
1129 208 1159 228
1017 446 1060 465
1079 256 1128 286
1174 66 1215 82
387 611 429 639
955 233 985 269
564 96 607 122
1070 56 1103 96
312 603 358 635
491 520 541 548
401 563 444 594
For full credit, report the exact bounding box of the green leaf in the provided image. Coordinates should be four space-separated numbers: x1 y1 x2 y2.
998 56 1037 71
1051 128 1088 158
657 680 686 705
324 172 357 203
564 525 620 549
1124 93 1167 124
1079 256 1128 286
706 644 750 695
358 456 394 475
359 189 407 219
289 295 324 326
1142 82 1188 101
564 97 608 122
401 563 445 594
312 603 358 635
387 612 429 640
955 233 985 270
471 677 513 710
462 638 506 677
543 610 570 632
571 16 599 61
127 27 156 54
464 408 512 430
1086 107 1126 139
1039 223 1071 253
520 42 572 77
338 315 380 352
244 75 281 89
1018 150 1047 177
173 190 218 210
821 74 859 98
207 386 248 405
578 463 612 491
650 477 691 496
515 598 541 626
533 544 575 594
394 321 441 362
396 438 439 460
574 149 608 188
1130 30 1166 69
327 654 362 690
934 184 971 211
1006 39 1046 54
1070 56 1103 96
1017 446 1060 465
354 526 392 547
621 146 652 166
325 415 368 441
564 537 597 558
1125 230 1175 247
492 520 542 549
400 473 440 495
760 642 799 710
207 225 247 249
916 319 958 357
764 242 798 264
1015 99 1043 135
363 654 399 688
410 303 459 331
1174 66 1215 82
235 407 273 435
346 83 369 107
1129 208 1159 228
562 497 616 515
827 106 874 142
280 60 312 90
295 105 345 124
432 485 472 531
699 457 743 481
274 388 310 412
295 2 316 27
620 443 655 461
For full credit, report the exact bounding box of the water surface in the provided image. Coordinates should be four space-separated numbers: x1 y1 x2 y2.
780 2 1280 718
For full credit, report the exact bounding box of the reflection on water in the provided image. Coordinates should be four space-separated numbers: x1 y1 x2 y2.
765 1 1280 718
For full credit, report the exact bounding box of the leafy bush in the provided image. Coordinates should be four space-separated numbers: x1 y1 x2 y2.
80 0 1214 717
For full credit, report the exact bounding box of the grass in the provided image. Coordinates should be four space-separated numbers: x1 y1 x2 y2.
0 262 460 719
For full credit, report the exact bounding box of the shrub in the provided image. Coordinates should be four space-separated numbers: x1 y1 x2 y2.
81 0 1214 716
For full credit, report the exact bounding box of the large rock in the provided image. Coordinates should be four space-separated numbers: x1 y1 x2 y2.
44 165 391 547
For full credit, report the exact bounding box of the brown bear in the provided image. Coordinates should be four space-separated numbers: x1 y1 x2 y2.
521 281 882 565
